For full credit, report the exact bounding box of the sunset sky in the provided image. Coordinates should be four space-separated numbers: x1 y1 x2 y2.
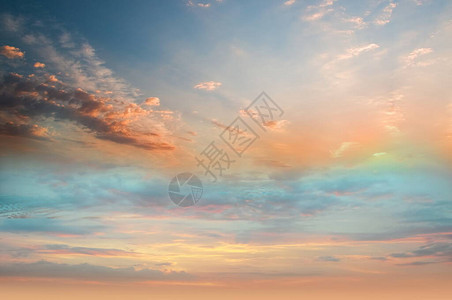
0 0 451 299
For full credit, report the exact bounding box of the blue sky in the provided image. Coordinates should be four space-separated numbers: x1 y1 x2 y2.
0 0 451 298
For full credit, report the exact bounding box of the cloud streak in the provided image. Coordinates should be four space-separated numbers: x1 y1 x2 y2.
194 81 222 91
0 260 193 282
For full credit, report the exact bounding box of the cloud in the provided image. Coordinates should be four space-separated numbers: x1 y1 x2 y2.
344 17 366 29
317 255 340 262
1 14 23 32
0 45 24 59
144 97 160 106
330 142 360 158
1 15 135 100
337 44 380 60
193 81 222 91
412 0 432 5
41 244 136 257
284 0 296 6
186 1 211 8
33 62 45 68
403 48 434 67
0 260 193 282
374 2 397 26
391 242 452 260
0 122 50 140
263 119 289 131
197 3 211 8
47 74 60 82
396 261 438 266
303 0 335 22
0 73 175 150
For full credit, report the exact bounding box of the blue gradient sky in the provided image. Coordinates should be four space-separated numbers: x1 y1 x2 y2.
0 0 451 298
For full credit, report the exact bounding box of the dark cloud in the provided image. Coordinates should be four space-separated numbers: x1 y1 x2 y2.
317 256 341 262
0 121 49 140
396 261 437 266
0 260 193 282
0 73 175 150
42 244 136 256
370 256 388 261
391 242 452 260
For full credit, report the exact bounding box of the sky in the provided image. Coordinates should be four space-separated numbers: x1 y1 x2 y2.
0 0 451 299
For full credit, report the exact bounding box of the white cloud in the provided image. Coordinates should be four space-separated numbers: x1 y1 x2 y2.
344 16 366 29
186 1 211 7
19 31 134 100
198 3 211 8
303 0 336 22
337 43 380 60
330 142 360 158
284 0 296 6
403 48 434 67
374 2 397 25
193 81 222 91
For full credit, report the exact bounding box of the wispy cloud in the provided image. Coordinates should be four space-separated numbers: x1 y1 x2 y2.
193 81 222 91
303 0 336 22
317 255 341 262
374 2 397 25
337 43 380 60
330 142 360 158
40 244 136 257
186 1 212 8
0 260 193 282
391 242 452 260
403 48 434 67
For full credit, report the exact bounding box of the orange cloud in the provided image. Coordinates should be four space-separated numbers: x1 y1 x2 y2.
0 45 24 59
48 75 60 82
144 97 160 106
0 73 175 150
263 119 289 131
33 62 45 68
